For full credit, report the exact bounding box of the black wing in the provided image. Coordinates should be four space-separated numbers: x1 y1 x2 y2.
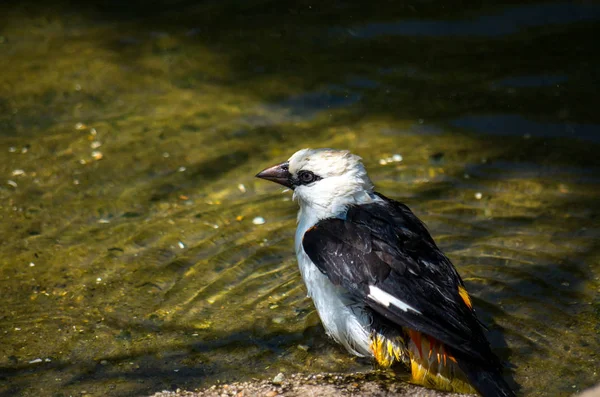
302 192 495 364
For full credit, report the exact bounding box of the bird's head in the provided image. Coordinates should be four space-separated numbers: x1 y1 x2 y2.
256 148 374 213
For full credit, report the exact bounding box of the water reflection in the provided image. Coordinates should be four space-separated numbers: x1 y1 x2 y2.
268 88 362 119
492 74 568 88
331 3 600 38
450 114 600 143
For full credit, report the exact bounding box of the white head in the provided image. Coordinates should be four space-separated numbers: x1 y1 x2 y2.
256 148 374 216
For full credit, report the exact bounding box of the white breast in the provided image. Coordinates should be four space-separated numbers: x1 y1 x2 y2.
294 209 373 358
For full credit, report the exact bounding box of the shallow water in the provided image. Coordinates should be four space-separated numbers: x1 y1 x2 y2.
0 1 599 396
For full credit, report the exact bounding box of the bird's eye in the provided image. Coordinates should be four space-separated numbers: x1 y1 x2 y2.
298 170 317 184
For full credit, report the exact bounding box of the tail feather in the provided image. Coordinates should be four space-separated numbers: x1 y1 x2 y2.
407 330 476 394
407 330 515 397
371 329 515 396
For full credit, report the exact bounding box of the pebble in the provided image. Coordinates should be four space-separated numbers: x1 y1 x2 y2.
12 169 25 176
7 180 17 188
91 151 103 160
28 358 43 364
238 184 246 193
252 216 266 225
272 373 284 385
474 192 483 200
379 154 402 165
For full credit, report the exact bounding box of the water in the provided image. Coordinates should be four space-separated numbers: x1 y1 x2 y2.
1 1 599 396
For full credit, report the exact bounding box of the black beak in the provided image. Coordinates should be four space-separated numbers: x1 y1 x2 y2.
256 161 294 189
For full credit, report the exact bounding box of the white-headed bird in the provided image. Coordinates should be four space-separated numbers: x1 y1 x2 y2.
256 148 515 397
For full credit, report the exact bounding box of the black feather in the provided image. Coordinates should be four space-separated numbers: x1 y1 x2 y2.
302 192 514 396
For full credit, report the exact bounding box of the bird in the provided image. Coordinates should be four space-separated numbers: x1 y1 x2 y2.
255 148 515 397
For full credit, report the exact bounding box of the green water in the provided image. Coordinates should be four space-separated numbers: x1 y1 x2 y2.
1 1 599 396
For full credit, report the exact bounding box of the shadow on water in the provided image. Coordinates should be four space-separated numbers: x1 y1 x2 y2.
0 0 599 396
2 1 600 133
0 325 328 397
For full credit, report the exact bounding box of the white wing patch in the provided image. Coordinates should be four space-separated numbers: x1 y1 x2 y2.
368 285 421 314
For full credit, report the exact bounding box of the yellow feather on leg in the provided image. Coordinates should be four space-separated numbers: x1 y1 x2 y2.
369 330 475 394
369 332 408 368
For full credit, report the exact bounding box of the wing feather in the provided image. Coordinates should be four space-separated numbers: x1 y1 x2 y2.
302 193 496 364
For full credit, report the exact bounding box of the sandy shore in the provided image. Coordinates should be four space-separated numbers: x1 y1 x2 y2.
149 371 600 397
148 372 469 397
